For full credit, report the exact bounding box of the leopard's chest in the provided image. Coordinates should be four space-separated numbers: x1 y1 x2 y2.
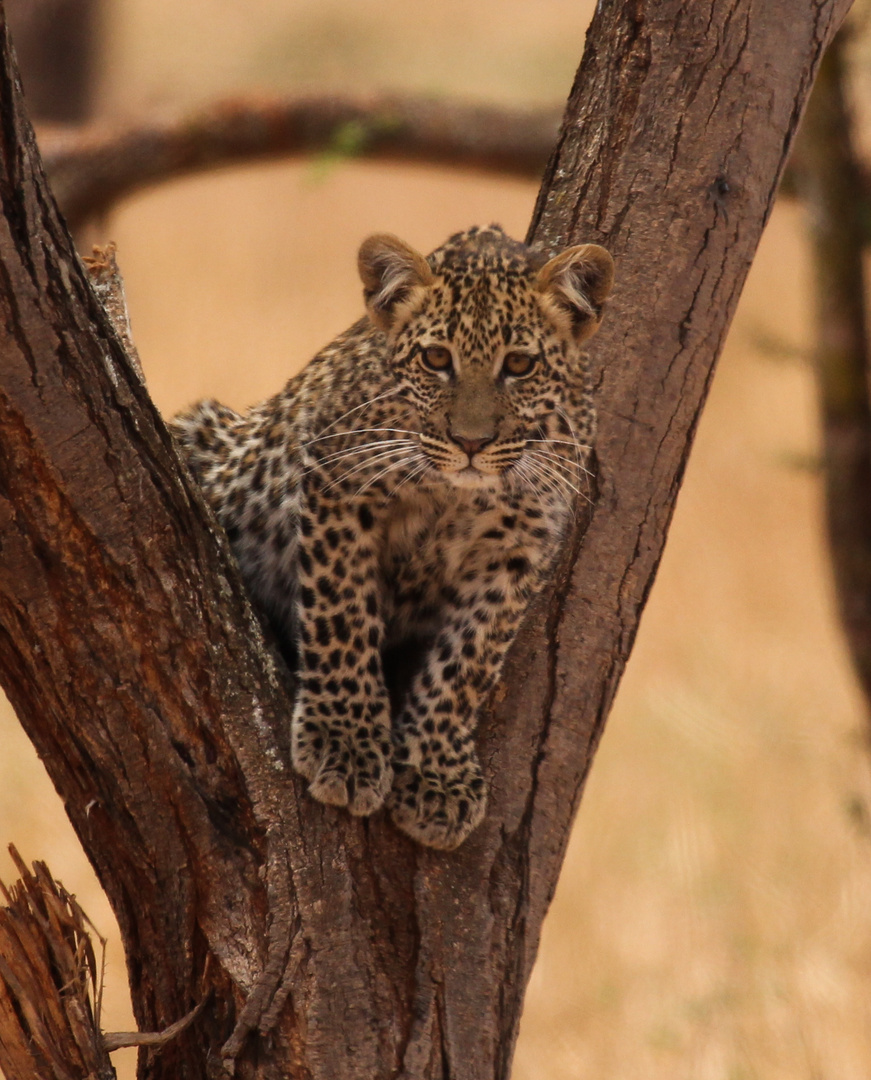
376 486 551 639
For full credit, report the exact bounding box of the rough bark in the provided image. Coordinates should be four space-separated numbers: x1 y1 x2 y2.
796 26 871 707
0 849 115 1080
0 2 851 1080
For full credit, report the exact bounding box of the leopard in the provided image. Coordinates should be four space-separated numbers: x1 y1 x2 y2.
171 225 614 850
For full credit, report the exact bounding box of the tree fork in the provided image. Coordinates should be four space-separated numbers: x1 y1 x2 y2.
0 1 851 1079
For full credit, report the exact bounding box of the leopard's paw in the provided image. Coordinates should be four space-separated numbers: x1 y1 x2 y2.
292 705 393 817
388 761 487 850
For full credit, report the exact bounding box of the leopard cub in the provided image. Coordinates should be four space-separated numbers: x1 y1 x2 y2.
172 225 614 849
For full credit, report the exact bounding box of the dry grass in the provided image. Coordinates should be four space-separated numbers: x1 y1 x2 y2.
3 3 871 1078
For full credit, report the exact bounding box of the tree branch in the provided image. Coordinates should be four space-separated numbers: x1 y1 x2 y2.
0 1 852 1078
39 93 560 231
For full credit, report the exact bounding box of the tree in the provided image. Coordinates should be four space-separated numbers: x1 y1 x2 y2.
0 1 851 1078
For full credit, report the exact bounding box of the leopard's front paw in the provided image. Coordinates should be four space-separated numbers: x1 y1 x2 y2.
388 760 487 850
292 700 393 817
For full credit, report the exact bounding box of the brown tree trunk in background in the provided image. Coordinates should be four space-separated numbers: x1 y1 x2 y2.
0 1 851 1078
5 0 100 122
797 27 871 708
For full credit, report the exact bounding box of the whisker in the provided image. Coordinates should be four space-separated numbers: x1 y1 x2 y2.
389 456 430 496
525 452 591 505
520 455 592 505
555 407 587 480
324 446 414 491
528 450 584 490
355 452 421 496
511 459 535 491
309 387 401 441
528 447 593 480
526 437 593 453
308 439 417 468
308 425 420 446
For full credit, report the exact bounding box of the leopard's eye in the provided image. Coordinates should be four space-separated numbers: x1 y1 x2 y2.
420 345 453 373
502 351 537 378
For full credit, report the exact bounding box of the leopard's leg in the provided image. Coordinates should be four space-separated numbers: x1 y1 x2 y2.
389 545 543 849
291 492 393 816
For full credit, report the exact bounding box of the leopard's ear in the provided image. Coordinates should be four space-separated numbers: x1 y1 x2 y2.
537 243 615 342
358 234 435 332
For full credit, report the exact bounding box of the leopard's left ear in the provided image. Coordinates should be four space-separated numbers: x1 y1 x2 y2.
358 233 435 332
537 244 615 342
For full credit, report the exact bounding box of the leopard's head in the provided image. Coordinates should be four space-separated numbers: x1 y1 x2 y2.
358 225 614 492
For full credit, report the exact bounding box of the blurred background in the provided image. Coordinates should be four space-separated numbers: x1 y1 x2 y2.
2 2 871 1078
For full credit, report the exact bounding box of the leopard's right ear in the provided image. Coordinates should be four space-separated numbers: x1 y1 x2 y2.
358 234 434 332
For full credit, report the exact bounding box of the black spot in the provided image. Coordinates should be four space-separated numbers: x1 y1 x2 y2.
358 504 374 530
300 586 316 608
314 618 331 646
482 529 504 541
325 527 341 549
332 614 351 643
312 540 329 567
316 576 339 603
440 584 460 605
507 556 530 577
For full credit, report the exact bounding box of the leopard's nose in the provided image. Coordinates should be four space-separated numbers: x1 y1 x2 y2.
450 434 493 457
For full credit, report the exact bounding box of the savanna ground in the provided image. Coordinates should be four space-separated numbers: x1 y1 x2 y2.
2 2 871 1078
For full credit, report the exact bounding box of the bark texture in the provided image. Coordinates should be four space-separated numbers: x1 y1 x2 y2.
0 849 114 1080
0 1 851 1079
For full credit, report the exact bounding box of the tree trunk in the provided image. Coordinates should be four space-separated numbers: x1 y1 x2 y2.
0 1 850 1078
796 27 871 709
5 0 101 122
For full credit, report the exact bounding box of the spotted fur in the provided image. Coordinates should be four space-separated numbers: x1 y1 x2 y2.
172 226 614 849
